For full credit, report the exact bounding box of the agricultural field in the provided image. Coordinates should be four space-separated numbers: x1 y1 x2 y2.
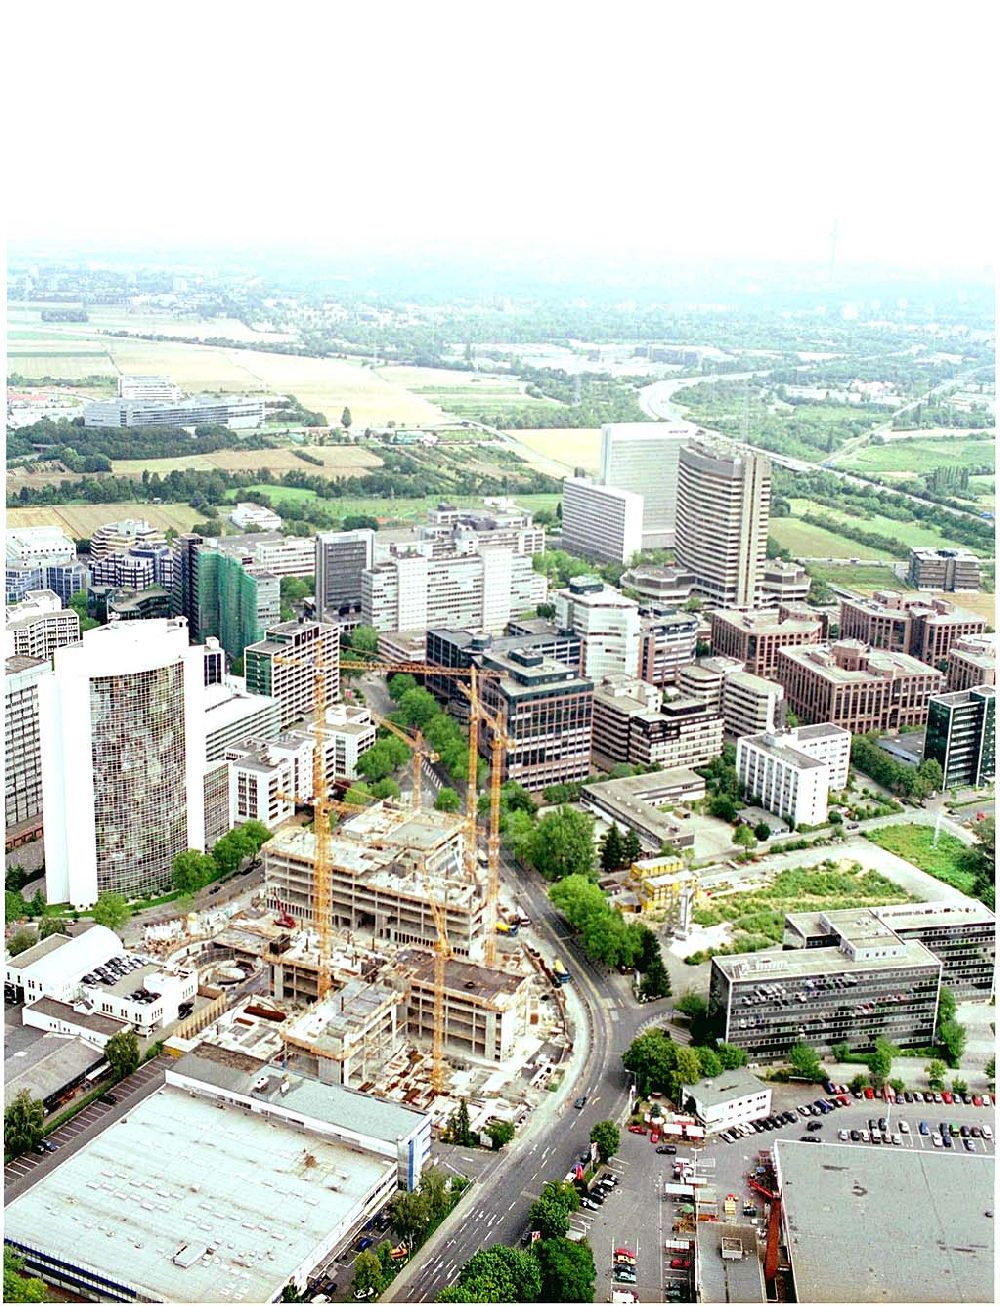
5 502 206 538
7 303 297 346
840 435 995 476
377 364 562 422
110 444 382 481
505 428 602 475
7 310 445 427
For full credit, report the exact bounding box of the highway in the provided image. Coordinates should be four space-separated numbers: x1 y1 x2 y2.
385 856 673 1302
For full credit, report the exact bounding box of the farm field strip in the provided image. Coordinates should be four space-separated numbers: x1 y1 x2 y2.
840 436 995 475
5 503 206 537
110 445 382 479
786 499 972 552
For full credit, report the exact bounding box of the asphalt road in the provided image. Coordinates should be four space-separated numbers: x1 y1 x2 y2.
385 857 673 1302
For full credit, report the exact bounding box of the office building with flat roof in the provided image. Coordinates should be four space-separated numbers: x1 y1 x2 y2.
708 935 942 1062
362 547 546 634
560 476 644 564
316 527 375 625
776 640 944 731
946 632 996 692
682 1067 771 1133
6 591 80 660
6 525 76 567
677 655 745 713
924 685 995 788
839 590 986 668
39 618 207 906
5 655 49 842
721 670 784 738
117 373 182 402
478 646 593 792
638 606 699 686
83 393 265 429
710 607 824 679
759 559 810 607
783 900 995 1000
675 443 771 609
244 619 340 729
426 625 583 708
772 1141 994 1304
196 547 281 661
735 729 839 828
554 575 641 681
908 546 982 592
581 769 703 853
600 421 695 548
592 675 724 771
89 518 168 560
620 563 696 607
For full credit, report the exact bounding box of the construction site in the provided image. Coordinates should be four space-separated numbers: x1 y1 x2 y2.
162 658 573 1132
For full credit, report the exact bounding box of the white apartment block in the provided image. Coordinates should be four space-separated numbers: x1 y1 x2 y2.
320 704 378 779
362 548 546 634
244 535 315 578
789 722 851 790
117 375 182 403
6 591 80 660
736 730 833 828
554 575 641 680
6 526 76 567
560 477 644 564
230 502 284 532
90 519 167 561
682 1068 772 1133
40 618 208 908
722 670 784 738
244 620 341 730
228 733 314 829
600 422 695 548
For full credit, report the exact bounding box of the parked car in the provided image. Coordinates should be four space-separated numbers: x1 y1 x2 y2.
670 1258 692 1270
964 1138 977 1153
850 1129 861 1141
627 1124 647 1135
656 1144 677 1154
898 1120 910 1133
99 1093 117 1105
357 1237 374 1252
942 1092 953 1104
807 1121 823 1132
581 1198 599 1210
650 1130 660 1144
838 1129 849 1140
864 1087 875 1099
942 1133 954 1149
982 1125 993 1140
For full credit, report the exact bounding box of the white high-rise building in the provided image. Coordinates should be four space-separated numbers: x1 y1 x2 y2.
561 477 644 564
600 422 695 549
554 575 641 680
117 375 182 403
6 527 76 567
362 550 546 634
6 591 81 660
735 723 850 827
40 618 207 908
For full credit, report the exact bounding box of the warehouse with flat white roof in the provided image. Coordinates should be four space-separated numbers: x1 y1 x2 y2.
4 1085 399 1303
773 1140 994 1303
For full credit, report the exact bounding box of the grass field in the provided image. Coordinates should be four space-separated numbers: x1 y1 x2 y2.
769 515 891 559
227 486 563 524
8 303 296 345
786 499 968 551
841 436 996 476
864 826 976 894
5 503 206 537
110 444 382 480
804 561 908 592
376 366 562 422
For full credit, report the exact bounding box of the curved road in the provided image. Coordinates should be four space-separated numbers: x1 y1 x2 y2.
385 857 672 1302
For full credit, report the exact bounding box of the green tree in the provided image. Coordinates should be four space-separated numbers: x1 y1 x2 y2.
341 406 353 429
589 1119 620 1163
370 778 401 801
352 1250 383 1298
866 1037 894 1085
638 948 671 1001
398 687 439 730
708 793 739 822
674 991 711 1043
600 824 625 872
212 827 255 877
674 1046 702 1093
434 787 461 813
623 1028 678 1096
484 1119 516 1150
347 624 380 657
240 819 272 852
789 1042 824 1082
918 757 943 792
6 927 38 957
38 916 69 940
419 1165 450 1221
733 824 757 851
105 1028 140 1081
696 1047 723 1079
528 1191 570 1240
528 806 595 881
832 1041 852 1063
985 1055 995 1086
958 817 994 909
622 827 642 866
925 1059 948 1090
4 1089 44 1158
753 821 772 841
439 1246 542 1304
388 673 418 701
390 1188 431 1247
937 1018 966 1065
92 892 131 931
5 889 28 924
951 1077 968 1095
447 1098 475 1147
937 986 957 1024
376 1239 394 1277
3 1247 47 1303
171 849 216 894
69 588 99 631
716 1042 749 1069
535 1235 597 1303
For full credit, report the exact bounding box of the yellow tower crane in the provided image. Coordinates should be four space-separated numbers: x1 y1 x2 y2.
368 712 439 810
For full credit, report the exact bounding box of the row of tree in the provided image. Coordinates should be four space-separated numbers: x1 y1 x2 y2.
622 1024 749 1100
172 820 271 895
351 1168 466 1299
548 875 670 999
850 734 943 799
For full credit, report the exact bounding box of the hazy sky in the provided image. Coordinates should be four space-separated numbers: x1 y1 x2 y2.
7 2 995 272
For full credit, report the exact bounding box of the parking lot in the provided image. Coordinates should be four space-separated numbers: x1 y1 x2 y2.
554 1080 996 1303
3 1056 167 1198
